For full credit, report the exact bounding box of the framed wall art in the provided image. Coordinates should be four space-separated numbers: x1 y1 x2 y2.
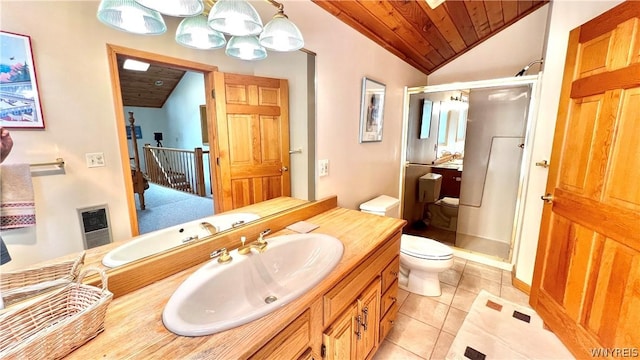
359 77 385 143
0 31 45 129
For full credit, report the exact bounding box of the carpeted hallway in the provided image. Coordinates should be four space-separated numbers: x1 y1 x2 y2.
134 183 214 234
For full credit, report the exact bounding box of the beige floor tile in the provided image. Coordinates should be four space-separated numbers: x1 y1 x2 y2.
452 257 466 272
463 261 503 283
450 288 477 312
399 294 450 329
501 270 512 285
429 331 455 360
457 273 501 296
433 282 456 305
439 268 462 287
441 307 468 335
500 285 532 308
397 288 410 307
386 313 440 358
373 340 425 360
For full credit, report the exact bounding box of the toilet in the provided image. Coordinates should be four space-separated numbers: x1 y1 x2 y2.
359 195 454 297
428 197 459 231
399 234 453 296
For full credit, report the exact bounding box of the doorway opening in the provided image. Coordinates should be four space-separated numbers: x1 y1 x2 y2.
106 44 220 236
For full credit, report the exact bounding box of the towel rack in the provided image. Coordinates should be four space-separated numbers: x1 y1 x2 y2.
30 158 65 168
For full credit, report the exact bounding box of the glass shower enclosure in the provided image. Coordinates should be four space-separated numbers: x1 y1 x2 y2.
400 76 539 262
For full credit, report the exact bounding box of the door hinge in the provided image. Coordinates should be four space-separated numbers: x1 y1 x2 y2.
321 344 326 357
211 89 215 99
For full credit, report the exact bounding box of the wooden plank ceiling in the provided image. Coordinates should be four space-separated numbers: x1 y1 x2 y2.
312 0 549 75
117 55 185 108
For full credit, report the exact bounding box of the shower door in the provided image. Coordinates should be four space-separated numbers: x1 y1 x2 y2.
401 77 538 262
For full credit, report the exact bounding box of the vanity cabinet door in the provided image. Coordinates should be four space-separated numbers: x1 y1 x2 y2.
356 279 381 360
430 168 462 198
323 304 358 360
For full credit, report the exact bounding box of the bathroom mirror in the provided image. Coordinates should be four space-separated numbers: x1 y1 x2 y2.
1 0 317 292
419 99 432 139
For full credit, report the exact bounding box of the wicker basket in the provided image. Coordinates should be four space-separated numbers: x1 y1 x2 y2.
1 251 86 307
0 267 113 360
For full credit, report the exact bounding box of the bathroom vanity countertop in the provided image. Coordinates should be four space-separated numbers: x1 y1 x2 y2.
29 196 308 272
64 206 406 359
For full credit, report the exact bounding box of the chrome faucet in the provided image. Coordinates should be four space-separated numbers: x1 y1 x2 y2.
238 229 271 255
200 221 218 236
181 235 199 243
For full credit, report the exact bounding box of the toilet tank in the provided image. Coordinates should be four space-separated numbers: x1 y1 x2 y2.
418 173 442 203
359 195 400 218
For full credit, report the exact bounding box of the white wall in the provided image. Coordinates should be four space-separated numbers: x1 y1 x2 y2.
0 0 425 270
282 2 428 210
514 0 624 285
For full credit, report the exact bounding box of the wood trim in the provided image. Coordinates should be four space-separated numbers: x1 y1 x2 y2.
579 1 640 43
106 44 139 236
107 44 218 72
571 63 640 98
85 196 338 297
511 273 531 295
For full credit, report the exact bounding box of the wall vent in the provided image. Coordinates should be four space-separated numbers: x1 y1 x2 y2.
77 205 112 250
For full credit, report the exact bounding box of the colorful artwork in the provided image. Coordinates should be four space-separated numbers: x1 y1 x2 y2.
0 31 45 129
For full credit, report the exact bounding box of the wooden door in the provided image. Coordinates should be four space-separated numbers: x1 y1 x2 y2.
530 2 640 357
357 279 380 360
213 72 291 211
323 304 358 360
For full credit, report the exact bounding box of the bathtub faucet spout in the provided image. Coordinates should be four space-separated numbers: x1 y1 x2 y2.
200 222 218 236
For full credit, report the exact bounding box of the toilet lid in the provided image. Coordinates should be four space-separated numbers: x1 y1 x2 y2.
400 235 453 260
441 197 459 207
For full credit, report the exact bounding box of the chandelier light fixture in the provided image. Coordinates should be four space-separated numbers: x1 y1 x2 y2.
96 0 304 61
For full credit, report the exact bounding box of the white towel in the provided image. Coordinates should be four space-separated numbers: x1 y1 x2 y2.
1 163 36 230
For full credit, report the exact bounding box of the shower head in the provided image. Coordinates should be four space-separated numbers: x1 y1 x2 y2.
515 59 544 77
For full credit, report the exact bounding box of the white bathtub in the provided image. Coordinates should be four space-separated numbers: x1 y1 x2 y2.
102 212 260 268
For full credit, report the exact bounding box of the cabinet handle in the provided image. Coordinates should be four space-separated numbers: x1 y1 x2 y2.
355 316 362 340
362 307 369 331
391 297 397 303
390 271 398 278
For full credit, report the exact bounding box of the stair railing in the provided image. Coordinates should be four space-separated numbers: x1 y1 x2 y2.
143 145 209 196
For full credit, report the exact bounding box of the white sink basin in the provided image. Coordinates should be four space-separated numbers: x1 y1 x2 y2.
102 212 260 268
162 233 344 336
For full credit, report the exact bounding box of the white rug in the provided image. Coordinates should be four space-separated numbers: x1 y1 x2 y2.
446 290 574 360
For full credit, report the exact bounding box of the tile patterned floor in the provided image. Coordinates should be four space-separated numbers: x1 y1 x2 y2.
373 257 531 360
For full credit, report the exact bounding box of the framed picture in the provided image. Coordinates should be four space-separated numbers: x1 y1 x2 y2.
126 125 142 139
0 31 45 129
359 77 385 143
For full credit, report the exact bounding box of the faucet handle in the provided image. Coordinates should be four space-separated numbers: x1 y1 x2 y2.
210 247 232 264
258 229 271 243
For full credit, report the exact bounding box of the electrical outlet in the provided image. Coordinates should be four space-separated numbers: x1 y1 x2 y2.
319 159 329 177
86 152 105 168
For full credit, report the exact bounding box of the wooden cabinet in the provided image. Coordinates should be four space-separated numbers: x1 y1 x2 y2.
324 279 380 360
430 167 462 198
250 310 312 360
322 232 401 360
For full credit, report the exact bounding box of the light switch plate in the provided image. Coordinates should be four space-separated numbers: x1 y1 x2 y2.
319 159 329 177
86 152 105 168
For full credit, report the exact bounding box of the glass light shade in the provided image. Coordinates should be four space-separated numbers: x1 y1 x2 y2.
208 0 263 37
97 0 166 35
225 36 267 61
259 13 304 52
176 15 226 50
134 0 204 16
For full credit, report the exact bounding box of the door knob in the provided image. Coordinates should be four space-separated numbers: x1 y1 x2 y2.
280 166 288 172
540 194 553 203
535 160 550 168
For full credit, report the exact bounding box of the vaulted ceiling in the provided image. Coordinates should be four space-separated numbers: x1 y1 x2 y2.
312 0 549 75
118 0 549 108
